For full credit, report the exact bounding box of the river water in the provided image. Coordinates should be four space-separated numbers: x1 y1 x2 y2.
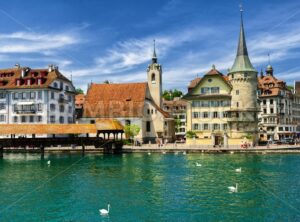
0 153 300 221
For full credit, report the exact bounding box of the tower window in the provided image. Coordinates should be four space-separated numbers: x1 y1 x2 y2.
151 73 156 83
236 90 239 95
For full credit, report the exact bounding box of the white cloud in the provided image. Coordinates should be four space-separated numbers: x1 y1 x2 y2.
0 31 79 53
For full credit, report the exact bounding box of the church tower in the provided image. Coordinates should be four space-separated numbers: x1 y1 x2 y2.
147 40 162 107
227 7 259 142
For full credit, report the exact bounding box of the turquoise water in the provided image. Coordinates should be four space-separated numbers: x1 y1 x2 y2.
0 153 300 221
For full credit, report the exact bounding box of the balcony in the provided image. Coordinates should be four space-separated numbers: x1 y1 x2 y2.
227 117 253 122
15 109 36 114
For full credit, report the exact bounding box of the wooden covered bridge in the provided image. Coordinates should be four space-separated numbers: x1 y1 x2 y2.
0 119 124 154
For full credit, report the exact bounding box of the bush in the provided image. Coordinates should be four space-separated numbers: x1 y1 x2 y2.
186 131 197 139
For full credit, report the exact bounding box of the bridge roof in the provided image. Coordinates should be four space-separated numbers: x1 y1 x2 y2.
0 119 124 135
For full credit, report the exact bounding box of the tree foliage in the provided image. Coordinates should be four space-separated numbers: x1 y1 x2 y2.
162 89 183 100
75 88 84 95
186 130 197 139
124 124 141 139
174 116 181 133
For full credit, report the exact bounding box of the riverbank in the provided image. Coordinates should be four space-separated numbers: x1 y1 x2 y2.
2 144 300 154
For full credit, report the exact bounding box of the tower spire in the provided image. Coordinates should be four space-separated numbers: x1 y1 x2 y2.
229 5 256 74
152 39 157 64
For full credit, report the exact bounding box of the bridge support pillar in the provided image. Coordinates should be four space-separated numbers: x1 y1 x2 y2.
40 145 44 160
82 144 85 156
0 146 3 158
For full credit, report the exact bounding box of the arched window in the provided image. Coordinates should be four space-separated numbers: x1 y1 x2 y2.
151 73 156 83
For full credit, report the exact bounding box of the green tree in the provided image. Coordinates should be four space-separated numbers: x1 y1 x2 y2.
103 80 112 84
75 88 84 95
174 116 181 133
162 89 183 101
124 124 141 141
186 131 197 139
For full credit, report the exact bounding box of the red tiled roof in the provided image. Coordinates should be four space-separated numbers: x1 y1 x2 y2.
0 67 71 89
258 75 290 97
83 82 148 118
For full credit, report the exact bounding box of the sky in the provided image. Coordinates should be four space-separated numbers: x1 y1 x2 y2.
0 0 299 93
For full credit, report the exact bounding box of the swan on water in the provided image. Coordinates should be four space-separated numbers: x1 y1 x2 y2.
47 160 51 165
228 183 238 193
230 151 234 154
183 151 186 155
235 167 241 173
162 151 166 154
147 152 151 155
196 162 202 167
174 151 178 155
99 204 110 215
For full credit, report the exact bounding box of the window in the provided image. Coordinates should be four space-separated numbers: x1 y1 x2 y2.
13 116 18 123
146 121 151 132
270 99 274 105
213 124 220 130
236 112 239 118
29 116 34 123
203 124 209 130
30 92 35 99
0 115 5 122
68 106 72 113
54 82 58 88
59 105 64 112
223 124 228 130
21 116 26 123
22 92 27 100
37 104 43 111
208 78 212 82
263 109 267 114
37 116 42 122
244 73 248 78
13 93 18 100
50 104 56 111
0 103 5 110
59 116 64 123
151 73 155 83
0 93 6 99
213 112 218 118
68 117 73 123
51 92 55 99
38 91 42 100
50 115 55 123
237 102 239 107
151 109 153 114
66 85 69 91
236 90 239 95
263 100 266 105
68 95 71 102
193 124 199 130
211 87 219 94
270 108 274 114
193 112 199 118
223 112 228 118
203 112 209 118
201 87 210 94
147 109 150 115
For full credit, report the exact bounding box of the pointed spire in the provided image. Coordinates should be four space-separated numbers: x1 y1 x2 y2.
152 39 157 64
237 5 248 56
229 5 256 74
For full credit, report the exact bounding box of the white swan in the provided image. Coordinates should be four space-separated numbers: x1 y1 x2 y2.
47 160 51 165
230 151 234 154
147 152 151 155
235 167 241 173
174 151 178 155
228 183 238 193
162 151 166 154
196 162 202 167
183 151 186 155
99 204 110 215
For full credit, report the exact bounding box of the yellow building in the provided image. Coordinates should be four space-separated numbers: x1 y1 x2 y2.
183 10 259 147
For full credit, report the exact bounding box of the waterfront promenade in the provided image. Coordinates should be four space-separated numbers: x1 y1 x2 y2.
2 143 300 154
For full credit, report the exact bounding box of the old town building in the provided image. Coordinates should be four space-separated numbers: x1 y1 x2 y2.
80 45 175 143
183 10 259 146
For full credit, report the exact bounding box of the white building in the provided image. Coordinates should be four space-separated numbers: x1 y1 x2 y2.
0 65 75 134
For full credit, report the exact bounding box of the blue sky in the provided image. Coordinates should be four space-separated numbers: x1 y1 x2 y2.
0 0 299 92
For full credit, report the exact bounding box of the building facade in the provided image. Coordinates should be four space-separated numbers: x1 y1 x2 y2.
162 97 187 139
80 47 175 143
183 10 259 146
258 66 296 141
0 65 75 137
